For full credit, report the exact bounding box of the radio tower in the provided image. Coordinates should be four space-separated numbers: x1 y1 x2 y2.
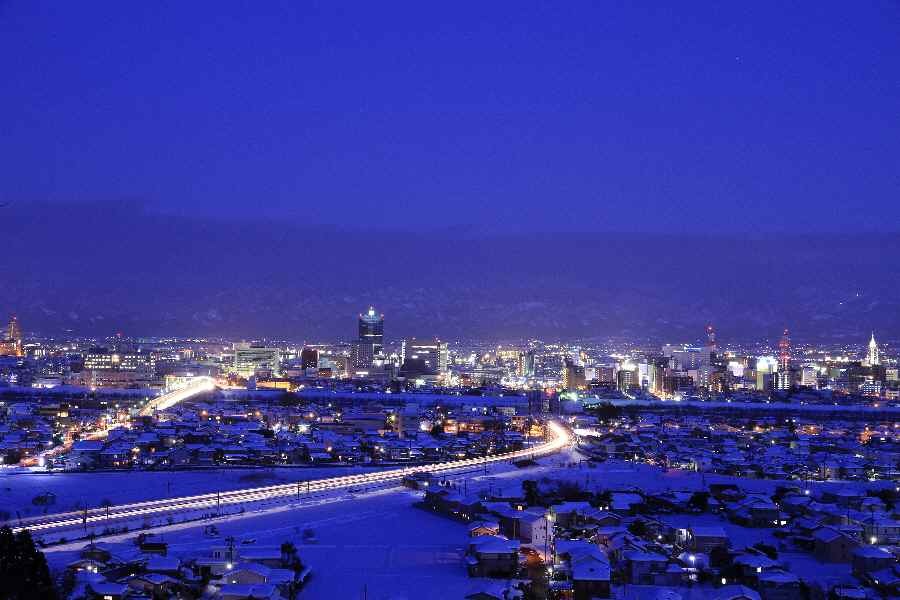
777 329 791 390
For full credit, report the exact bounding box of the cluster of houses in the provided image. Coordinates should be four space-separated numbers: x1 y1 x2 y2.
55 400 538 471
575 413 900 483
421 462 899 599
0 402 54 464
68 534 310 600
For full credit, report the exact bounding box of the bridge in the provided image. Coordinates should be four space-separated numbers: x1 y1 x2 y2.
138 376 217 416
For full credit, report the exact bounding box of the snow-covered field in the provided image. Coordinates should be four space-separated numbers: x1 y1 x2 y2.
31 452 879 598
4 454 882 522
4 450 883 521
39 457 573 599
45 487 482 599
0 466 386 519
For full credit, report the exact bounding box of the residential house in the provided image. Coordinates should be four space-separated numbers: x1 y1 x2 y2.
496 508 551 548
469 521 501 538
215 583 282 600
572 554 611 600
85 582 128 600
685 526 728 553
756 570 800 600
128 573 180 597
812 527 857 563
860 516 900 545
851 545 894 576
621 550 670 585
466 536 520 578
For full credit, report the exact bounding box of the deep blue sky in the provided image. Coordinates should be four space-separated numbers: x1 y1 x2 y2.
2 1 899 233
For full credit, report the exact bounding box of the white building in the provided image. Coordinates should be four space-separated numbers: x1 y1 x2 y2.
233 345 281 378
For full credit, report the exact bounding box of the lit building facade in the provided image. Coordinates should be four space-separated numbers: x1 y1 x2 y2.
354 307 384 368
400 338 448 377
562 358 586 391
82 347 157 388
0 315 23 356
867 332 880 367
233 345 281 378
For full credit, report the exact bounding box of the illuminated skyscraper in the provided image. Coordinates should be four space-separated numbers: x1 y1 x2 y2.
359 307 384 350
867 332 880 367
7 315 22 343
300 347 319 370
704 324 718 365
400 338 448 377
777 329 791 390
354 307 384 368
756 356 778 391
518 350 535 377
562 358 586 391
0 315 23 356
616 365 637 393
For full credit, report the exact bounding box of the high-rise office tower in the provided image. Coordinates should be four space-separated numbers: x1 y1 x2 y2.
704 324 718 364
0 315 23 356
867 332 880 367
7 315 22 343
518 350 535 377
777 329 791 390
616 367 637 393
300 348 319 370
562 358 586 391
400 338 448 376
354 307 384 368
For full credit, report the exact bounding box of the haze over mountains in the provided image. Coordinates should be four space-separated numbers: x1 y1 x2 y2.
3 202 898 344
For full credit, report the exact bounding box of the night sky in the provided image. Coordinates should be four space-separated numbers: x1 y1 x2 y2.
3 1 899 234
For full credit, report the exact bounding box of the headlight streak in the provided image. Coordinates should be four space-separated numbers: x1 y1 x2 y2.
15 421 570 534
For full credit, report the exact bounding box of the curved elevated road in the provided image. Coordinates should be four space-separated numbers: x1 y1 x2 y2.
15 421 571 536
139 376 217 416
28 377 217 467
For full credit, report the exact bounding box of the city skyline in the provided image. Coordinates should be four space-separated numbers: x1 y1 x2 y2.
2 302 897 354
1 4 899 598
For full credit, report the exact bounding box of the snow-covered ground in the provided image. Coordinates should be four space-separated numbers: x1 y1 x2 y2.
34 452 877 598
45 487 484 599
4 454 880 522
40 456 578 599
0 466 387 519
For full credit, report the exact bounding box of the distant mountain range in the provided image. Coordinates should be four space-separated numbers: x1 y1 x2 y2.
3 202 898 344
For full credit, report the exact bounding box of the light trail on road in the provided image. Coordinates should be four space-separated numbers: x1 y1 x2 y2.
138 376 216 416
14 421 571 536
26 377 217 468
